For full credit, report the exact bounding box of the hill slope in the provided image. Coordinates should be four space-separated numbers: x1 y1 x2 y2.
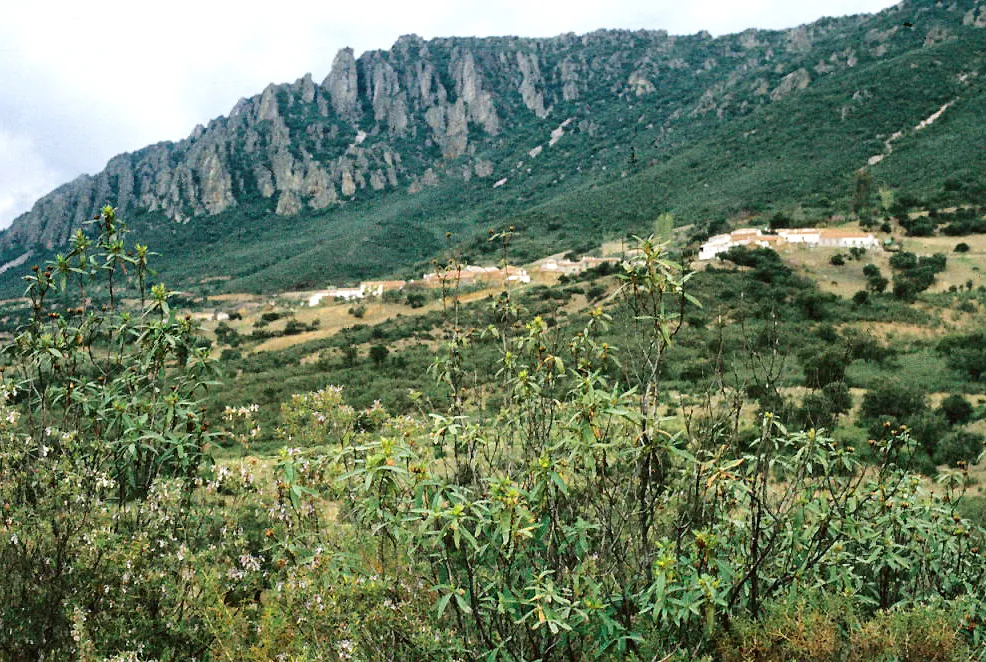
4 0 986 293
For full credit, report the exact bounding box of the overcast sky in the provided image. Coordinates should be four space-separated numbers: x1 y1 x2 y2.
0 0 899 228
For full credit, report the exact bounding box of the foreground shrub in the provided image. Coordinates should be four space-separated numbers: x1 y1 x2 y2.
717 598 974 662
3 227 984 660
849 606 973 661
272 240 986 660
0 208 222 658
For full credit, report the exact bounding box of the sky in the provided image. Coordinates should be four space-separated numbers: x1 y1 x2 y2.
0 0 899 229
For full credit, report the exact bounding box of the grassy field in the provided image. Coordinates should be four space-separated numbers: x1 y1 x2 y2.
197 281 537 355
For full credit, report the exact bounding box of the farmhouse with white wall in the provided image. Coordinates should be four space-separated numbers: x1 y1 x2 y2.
698 228 880 261
698 229 783 260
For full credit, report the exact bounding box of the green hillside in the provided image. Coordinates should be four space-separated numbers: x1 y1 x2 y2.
3 0 986 298
123 4 986 292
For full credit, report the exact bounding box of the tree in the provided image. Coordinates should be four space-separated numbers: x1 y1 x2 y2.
939 394 973 426
863 264 888 294
845 329 895 364
861 380 927 422
342 345 359 367
369 343 390 366
889 252 946 300
906 409 950 458
892 277 921 302
878 186 894 215
626 144 639 171
799 381 853 429
934 429 985 467
215 320 241 346
852 169 873 221
822 380 853 416
889 251 918 271
802 348 847 389
938 333 986 381
653 212 674 238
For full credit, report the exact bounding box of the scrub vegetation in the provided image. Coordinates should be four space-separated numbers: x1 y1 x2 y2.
1 211 984 660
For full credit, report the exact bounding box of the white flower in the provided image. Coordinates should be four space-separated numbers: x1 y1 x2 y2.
239 554 262 572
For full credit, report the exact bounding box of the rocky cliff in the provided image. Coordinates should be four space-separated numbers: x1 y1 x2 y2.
3 0 983 264
0 17 853 251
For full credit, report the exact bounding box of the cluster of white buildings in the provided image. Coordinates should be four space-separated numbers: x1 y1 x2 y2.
698 227 881 261
308 280 407 306
306 265 536 307
305 227 882 309
307 254 633 307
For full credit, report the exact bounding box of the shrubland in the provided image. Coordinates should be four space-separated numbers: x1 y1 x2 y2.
1 214 984 660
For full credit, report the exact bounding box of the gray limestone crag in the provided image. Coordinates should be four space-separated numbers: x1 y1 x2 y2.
769 68 812 101
324 48 360 118
1 0 969 254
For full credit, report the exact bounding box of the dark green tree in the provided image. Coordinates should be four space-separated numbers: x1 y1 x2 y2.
851 169 873 222
939 394 973 425
938 333 986 381
934 429 985 467
369 343 390 366
802 349 847 389
861 380 927 423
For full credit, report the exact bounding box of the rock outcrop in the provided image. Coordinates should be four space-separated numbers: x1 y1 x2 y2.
3 1 957 254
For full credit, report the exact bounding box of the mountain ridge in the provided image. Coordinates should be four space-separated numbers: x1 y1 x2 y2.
3 0 986 293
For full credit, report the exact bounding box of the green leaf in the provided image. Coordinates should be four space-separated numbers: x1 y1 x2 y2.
453 591 473 614
436 591 453 617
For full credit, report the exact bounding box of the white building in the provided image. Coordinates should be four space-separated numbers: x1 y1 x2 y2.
776 229 822 245
419 265 529 287
816 231 881 249
538 259 584 275
503 266 531 284
308 287 365 306
698 227 880 260
697 229 782 260
360 280 407 297
538 256 621 275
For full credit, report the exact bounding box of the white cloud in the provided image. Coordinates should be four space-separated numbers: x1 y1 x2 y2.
0 0 899 228
0 130 59 225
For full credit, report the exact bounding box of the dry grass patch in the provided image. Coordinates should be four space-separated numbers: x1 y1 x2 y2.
781 245 891 298
841 320 937 341
207 292 265 303
250 285 513 353
894 234 986 292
